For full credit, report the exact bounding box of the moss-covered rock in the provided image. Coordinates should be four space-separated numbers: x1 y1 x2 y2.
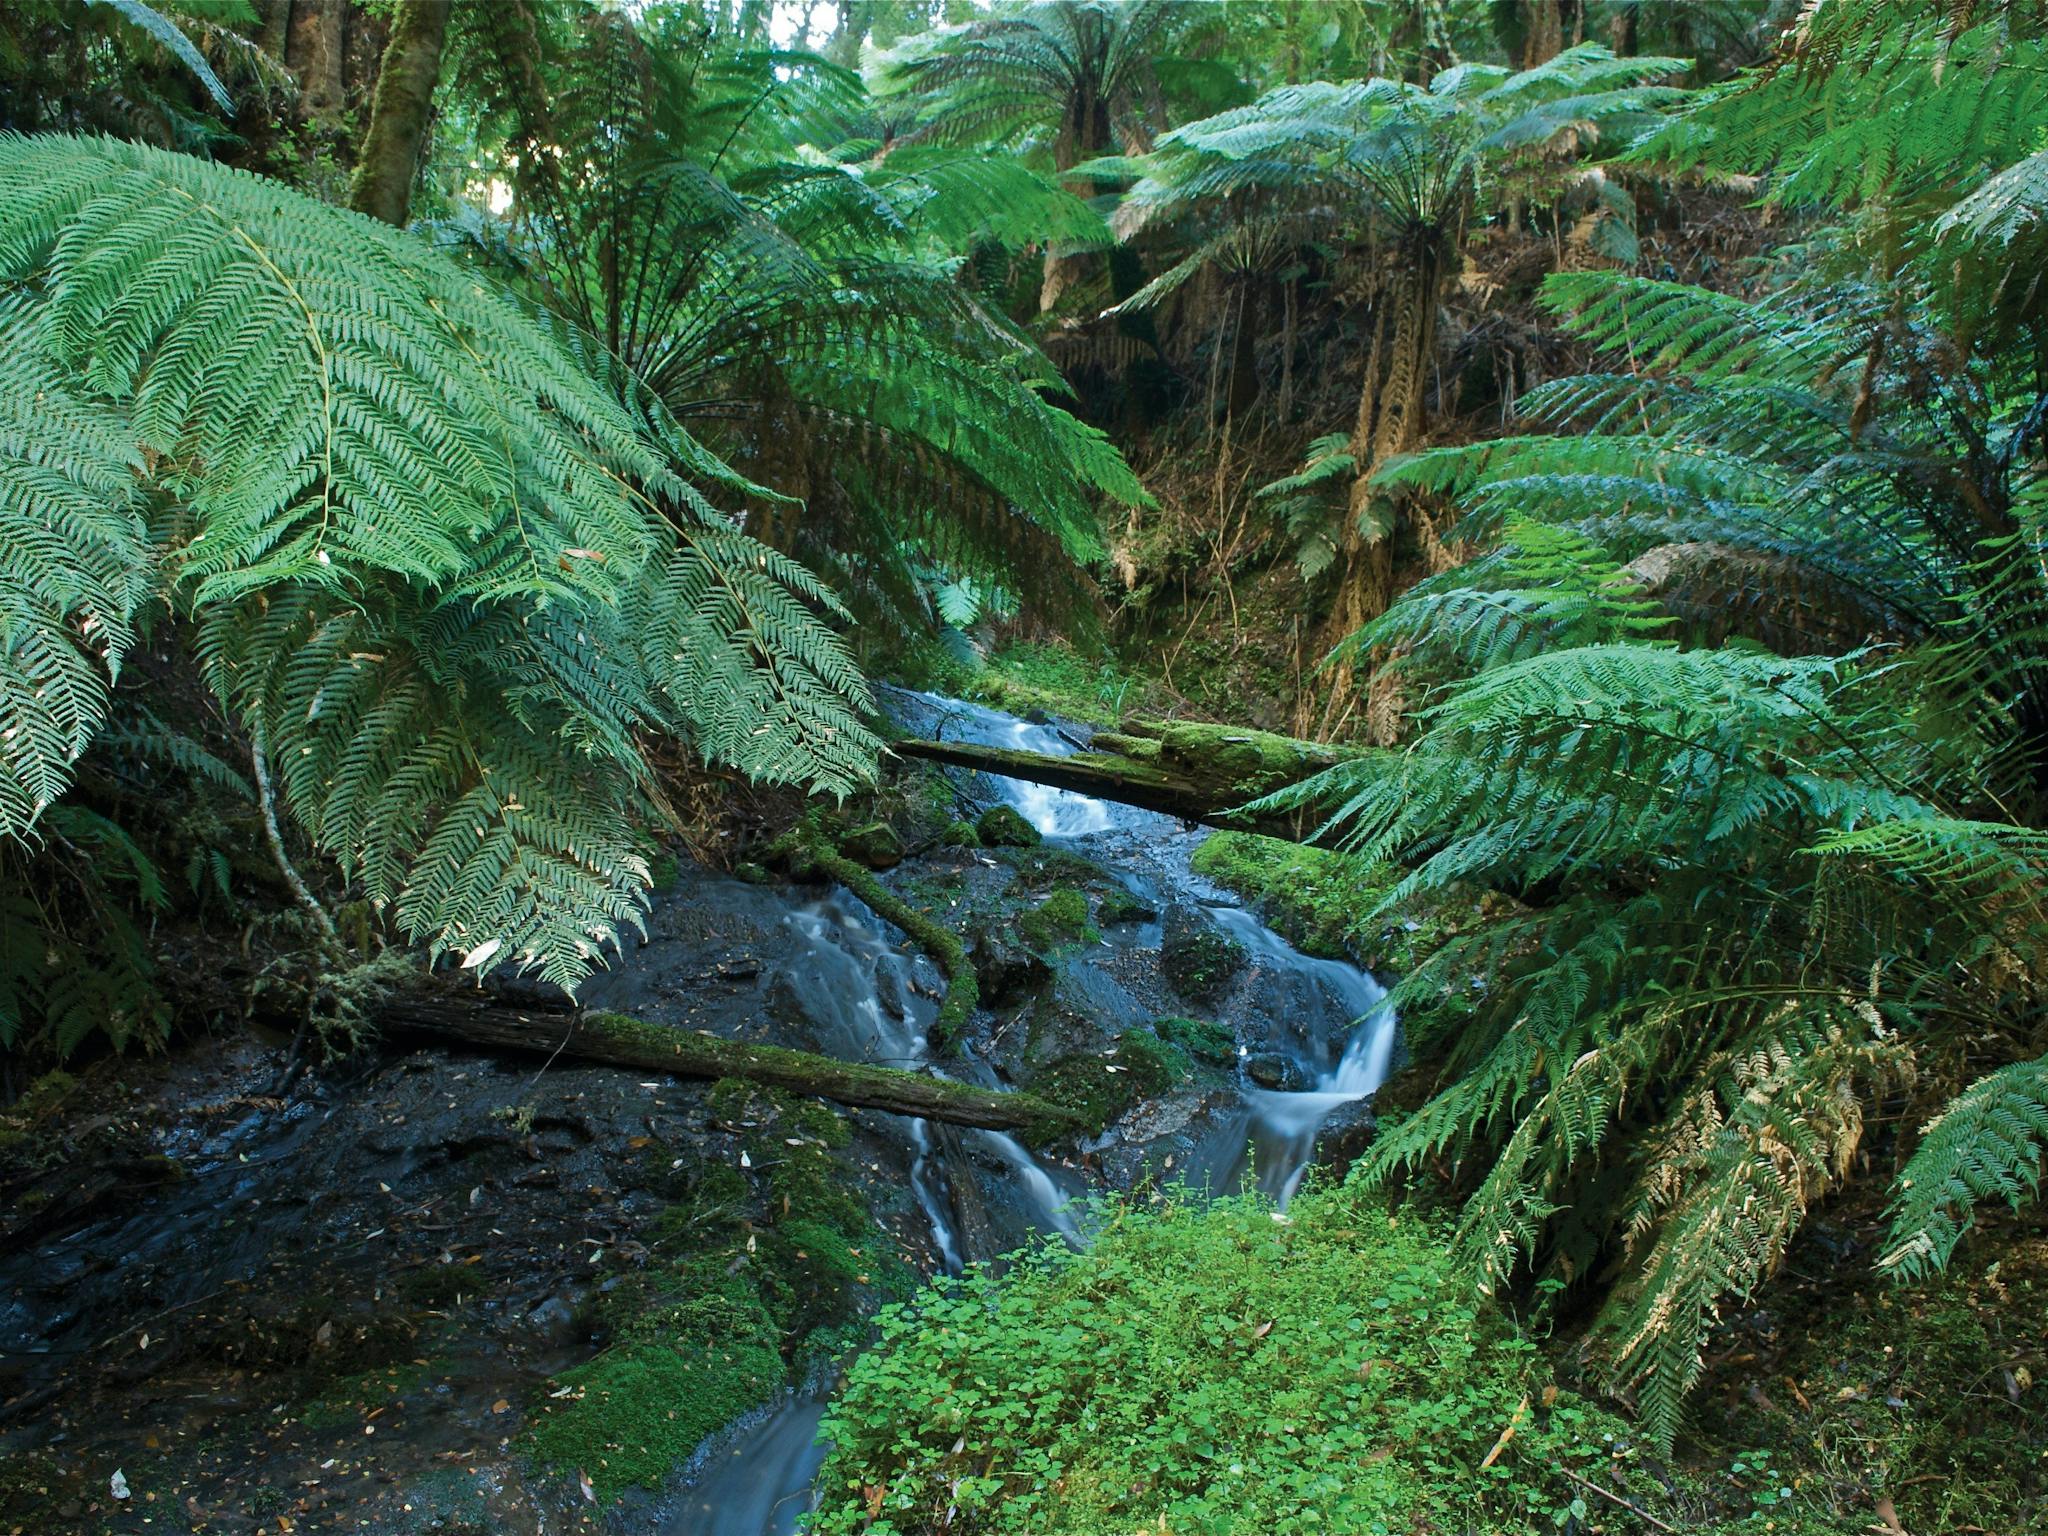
976 803 1042 848
1096 886 1158 926
838 821 904 870
525 1266 785 1499
1017 887 1098 952
1031 1026 1192 1134
1154 1014 1234 1065
1160 902 1246 1003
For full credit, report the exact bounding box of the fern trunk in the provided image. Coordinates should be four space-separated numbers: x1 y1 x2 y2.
1320 246 1445 731
348 0 449 228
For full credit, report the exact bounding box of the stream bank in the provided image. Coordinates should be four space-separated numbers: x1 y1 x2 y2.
0 693 1405 1534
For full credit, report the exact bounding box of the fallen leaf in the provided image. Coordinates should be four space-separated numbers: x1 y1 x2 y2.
491 1399 510 1415
578 1470 597 1503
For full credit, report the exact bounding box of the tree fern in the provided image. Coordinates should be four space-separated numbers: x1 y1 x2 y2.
1268 3 2048 1448
464 21 1146 636
0 313 150 836
1 133 879 999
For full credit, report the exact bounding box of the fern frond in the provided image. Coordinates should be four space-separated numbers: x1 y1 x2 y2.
1883 1053 2048 1283
0 313 150 837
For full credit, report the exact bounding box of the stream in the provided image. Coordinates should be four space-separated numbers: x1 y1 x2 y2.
675 692 1398 1536
0 693 1395 1535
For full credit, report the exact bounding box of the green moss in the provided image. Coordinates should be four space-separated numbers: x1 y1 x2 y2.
839 820 904 869
1096 886 1157 926
526 1267 786 1500
940 818 981 848
1153 1015 1234 1064
1017 887 1099 952
1032 1026 1190 1134
976 803 1042 848
1002 845 1112 891
648 850 682 892
1190 829 1448 972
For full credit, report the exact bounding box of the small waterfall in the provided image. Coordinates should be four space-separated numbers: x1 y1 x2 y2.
991 715 1114 836
677 692 1397 1530
977 1129 1082 1243
780 900 1080 1271
1207 905 1397 1206
668 1397 828 1536
892 687 1399 1206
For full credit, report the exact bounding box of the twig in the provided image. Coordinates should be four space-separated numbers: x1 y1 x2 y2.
1554 1465 1679 1535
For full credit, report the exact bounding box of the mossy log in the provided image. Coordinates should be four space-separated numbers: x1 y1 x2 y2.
896 719 1377 841
773 824 980 1049
381 996 1080 1137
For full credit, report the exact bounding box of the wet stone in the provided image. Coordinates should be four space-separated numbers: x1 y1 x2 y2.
1160 902 1247 1003
1245 1052 1311 1091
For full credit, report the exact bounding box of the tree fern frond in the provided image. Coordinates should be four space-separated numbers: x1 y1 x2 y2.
1883 1053 2048 1283
0 314 150 837
83 0 234 112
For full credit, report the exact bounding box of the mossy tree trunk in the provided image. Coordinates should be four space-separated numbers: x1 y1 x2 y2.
348 0 450 228
895 718 1372 843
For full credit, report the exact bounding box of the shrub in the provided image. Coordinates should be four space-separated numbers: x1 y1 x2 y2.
814 1188 1635 1535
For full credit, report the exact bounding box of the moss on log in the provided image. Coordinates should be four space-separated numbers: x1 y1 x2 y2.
382 995 1078 1137
895 720 1381 841
775 824 981 1050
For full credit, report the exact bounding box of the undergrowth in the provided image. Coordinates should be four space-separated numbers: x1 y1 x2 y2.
816 1187 1672 1535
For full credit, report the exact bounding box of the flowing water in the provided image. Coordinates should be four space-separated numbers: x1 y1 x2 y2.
671 691 1397 1534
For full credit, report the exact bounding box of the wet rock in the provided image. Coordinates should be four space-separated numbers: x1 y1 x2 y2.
839 821 904 870
1160 903 1247 1003
976 804 1042 848
1314 1098 1377 1175
1244 1053 1310 1091
1154 1015 1234 1065
968 921 1052 1006
526 1295 578 1344
1006 961 1148 1073
1096 886 1158 926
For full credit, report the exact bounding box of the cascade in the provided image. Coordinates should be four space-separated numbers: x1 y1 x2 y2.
673 691 1397 1532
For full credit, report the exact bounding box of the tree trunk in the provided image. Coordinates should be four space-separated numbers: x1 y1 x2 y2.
825 0 873 66
287 0 348 124
1311 246 1445 734
348 0 449 227
1227 279 1262 419
1521 0 1577 68
1611 1 1640 57
894 717 1367 842
384 994 1085 1137
256 0 291 60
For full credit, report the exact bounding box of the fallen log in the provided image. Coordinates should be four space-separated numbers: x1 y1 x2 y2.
381 995 1082 1138
895 718 1381 842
